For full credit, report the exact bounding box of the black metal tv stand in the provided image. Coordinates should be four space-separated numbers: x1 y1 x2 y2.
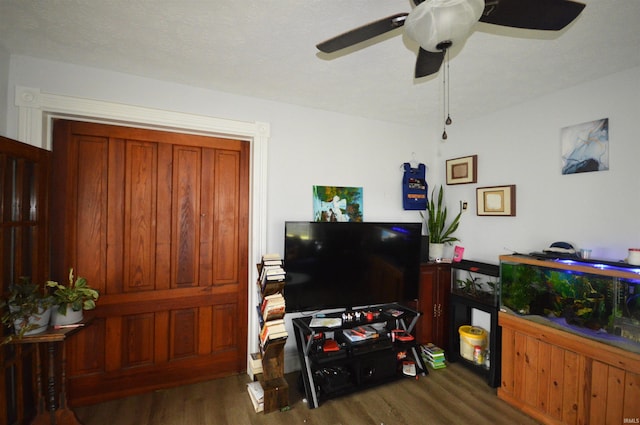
292 303 427 409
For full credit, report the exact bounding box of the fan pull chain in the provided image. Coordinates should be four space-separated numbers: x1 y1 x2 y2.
442 49 451 140
446 49 452 126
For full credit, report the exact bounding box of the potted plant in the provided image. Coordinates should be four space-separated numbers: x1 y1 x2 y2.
47 268 99 326
1 277 53 344
422 185 462 260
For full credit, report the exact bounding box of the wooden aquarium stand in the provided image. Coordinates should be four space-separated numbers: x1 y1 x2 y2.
498 312 640 425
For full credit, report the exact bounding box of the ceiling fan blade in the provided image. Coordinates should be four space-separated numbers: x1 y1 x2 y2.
415 48 445 78
316 13 408 53
480 0 585 31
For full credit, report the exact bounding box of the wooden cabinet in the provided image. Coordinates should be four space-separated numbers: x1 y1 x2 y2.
499 312 640 425
416 263 451 348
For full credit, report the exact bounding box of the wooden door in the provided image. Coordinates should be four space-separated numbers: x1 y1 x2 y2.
50 120 249 405
0 136 50 424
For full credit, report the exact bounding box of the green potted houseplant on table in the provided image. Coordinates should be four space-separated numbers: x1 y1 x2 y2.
423 185 462 261
1 277 53 344
47 268 99 326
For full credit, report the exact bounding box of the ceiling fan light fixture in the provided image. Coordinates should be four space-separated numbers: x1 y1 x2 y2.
405 0 484 52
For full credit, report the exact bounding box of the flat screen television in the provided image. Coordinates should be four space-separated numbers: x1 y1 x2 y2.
284 221 422 313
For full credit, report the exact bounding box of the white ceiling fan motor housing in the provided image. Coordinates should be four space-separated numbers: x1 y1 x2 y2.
405 0 485 52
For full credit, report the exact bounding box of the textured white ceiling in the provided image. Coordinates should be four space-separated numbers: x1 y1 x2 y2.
1 0 639 127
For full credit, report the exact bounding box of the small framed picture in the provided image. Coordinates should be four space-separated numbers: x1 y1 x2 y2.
446 155 477 185
476 185 516 216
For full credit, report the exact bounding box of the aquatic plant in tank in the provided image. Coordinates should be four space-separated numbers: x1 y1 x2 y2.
500 257 640 351
500 262 546 315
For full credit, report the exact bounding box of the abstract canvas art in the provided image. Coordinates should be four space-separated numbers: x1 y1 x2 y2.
561 118 609 175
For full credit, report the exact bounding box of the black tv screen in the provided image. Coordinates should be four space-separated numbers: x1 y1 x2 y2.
284 221 422 313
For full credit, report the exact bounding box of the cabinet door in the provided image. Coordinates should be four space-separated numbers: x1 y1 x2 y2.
417 265 436 344
436 265 451 349
417 263 451 347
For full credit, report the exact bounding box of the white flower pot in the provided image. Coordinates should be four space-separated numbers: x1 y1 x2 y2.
50 307 83 326
11 305 52 336
429 242 445 261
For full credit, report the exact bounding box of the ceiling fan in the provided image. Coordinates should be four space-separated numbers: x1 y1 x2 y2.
316 0 586 78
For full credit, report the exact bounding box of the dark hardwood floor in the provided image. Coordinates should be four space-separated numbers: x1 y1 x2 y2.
75 362 540 425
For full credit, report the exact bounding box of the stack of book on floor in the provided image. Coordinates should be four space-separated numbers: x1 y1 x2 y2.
247 381 264 413
421 343 447 370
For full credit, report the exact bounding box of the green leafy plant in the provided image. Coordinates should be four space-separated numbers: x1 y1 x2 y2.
1 277 52 344
423 185 462 244
47 269 99 315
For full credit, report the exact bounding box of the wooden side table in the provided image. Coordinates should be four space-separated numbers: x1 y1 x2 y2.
13 323 87 425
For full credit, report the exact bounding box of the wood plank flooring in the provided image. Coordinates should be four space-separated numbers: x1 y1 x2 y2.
75 363 540 425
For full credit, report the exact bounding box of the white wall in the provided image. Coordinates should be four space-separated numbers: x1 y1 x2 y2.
438 66 640 264
0 47 9 134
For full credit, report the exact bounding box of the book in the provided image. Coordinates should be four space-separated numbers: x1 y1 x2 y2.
421 343 445 357
427 359 447 370
261 253 284 267
385 308 404 318
309 317 342 328
260 265 286 291
260 264 285 281
249 360 263 377
259 319 288 347
260 293 286 321
341 325 379 342
249 352 262 369
247 381 264 413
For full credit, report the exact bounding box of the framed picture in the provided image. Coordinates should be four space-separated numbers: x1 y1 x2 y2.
476 185 516 216
312 185 363 222
446 155 477 185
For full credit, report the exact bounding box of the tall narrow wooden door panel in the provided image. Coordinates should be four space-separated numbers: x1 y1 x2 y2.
51 121 249 405
0 136 50 425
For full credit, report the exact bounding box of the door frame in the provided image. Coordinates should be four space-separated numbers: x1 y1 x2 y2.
13 85 268 369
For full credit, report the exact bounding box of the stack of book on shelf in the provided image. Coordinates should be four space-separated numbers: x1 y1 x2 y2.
249 352 263 376
259 318 288 351
259 253 286 292
260 293 286 322
247 381 264 413
421 343 447 370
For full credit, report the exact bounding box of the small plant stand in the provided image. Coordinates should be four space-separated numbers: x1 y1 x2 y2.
12 321 89 425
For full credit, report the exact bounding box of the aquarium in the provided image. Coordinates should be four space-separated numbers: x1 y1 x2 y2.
451 260 500 306
499 254 640 353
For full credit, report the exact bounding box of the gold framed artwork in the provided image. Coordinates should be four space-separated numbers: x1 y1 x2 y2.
476 185 516 216
446 155 477 185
